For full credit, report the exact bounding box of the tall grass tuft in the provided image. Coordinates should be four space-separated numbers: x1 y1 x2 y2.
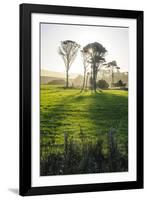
40 128 128 176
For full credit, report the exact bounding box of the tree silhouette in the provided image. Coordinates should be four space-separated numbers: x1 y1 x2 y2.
97 79 109 89
80 50 90 92
114 80 126 87
83 42 107 92
104 61 120 87
58 40 80 88
85 72 90 90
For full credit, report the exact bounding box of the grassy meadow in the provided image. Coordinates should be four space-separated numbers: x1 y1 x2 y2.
40 85 128 175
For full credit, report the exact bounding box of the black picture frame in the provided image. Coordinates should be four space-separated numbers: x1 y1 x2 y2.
19 3 144 196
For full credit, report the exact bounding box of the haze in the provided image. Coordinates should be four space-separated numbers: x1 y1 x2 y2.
41 23 129 75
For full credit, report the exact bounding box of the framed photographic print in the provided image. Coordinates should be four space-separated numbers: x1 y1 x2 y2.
19 3 143 196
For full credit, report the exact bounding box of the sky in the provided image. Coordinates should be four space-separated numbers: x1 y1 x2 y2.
41 23 129 75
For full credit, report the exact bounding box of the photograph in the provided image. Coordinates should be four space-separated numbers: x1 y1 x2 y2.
40 23 129 176
19 4 143 195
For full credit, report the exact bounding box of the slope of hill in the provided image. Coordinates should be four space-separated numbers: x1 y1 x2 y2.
41 69 79 79
41 76 65 85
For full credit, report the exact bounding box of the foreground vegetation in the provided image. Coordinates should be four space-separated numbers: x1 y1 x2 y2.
40 85 128 175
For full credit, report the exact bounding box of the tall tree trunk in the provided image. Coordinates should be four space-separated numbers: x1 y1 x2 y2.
81 68 86 92
94 75 97 92
66 69 69 88
85 74 89 90
93 65 97 92
95 69 99 90
111 69 114 87
90 67 93 92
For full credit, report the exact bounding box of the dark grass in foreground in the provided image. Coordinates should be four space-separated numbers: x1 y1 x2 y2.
40 85 128 175
41 128 128 175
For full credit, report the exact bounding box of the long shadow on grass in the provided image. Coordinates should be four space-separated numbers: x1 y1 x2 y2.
41 89 128 139
40 91 81 135
40 88 128 175
71 91 128 135
40 90 82 161
70 91 128 160
40 87 128 142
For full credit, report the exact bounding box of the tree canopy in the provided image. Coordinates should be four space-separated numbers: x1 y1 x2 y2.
58 40 80 87
82 42 107 91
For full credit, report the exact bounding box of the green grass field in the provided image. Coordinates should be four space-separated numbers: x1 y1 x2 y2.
40 84 128 157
